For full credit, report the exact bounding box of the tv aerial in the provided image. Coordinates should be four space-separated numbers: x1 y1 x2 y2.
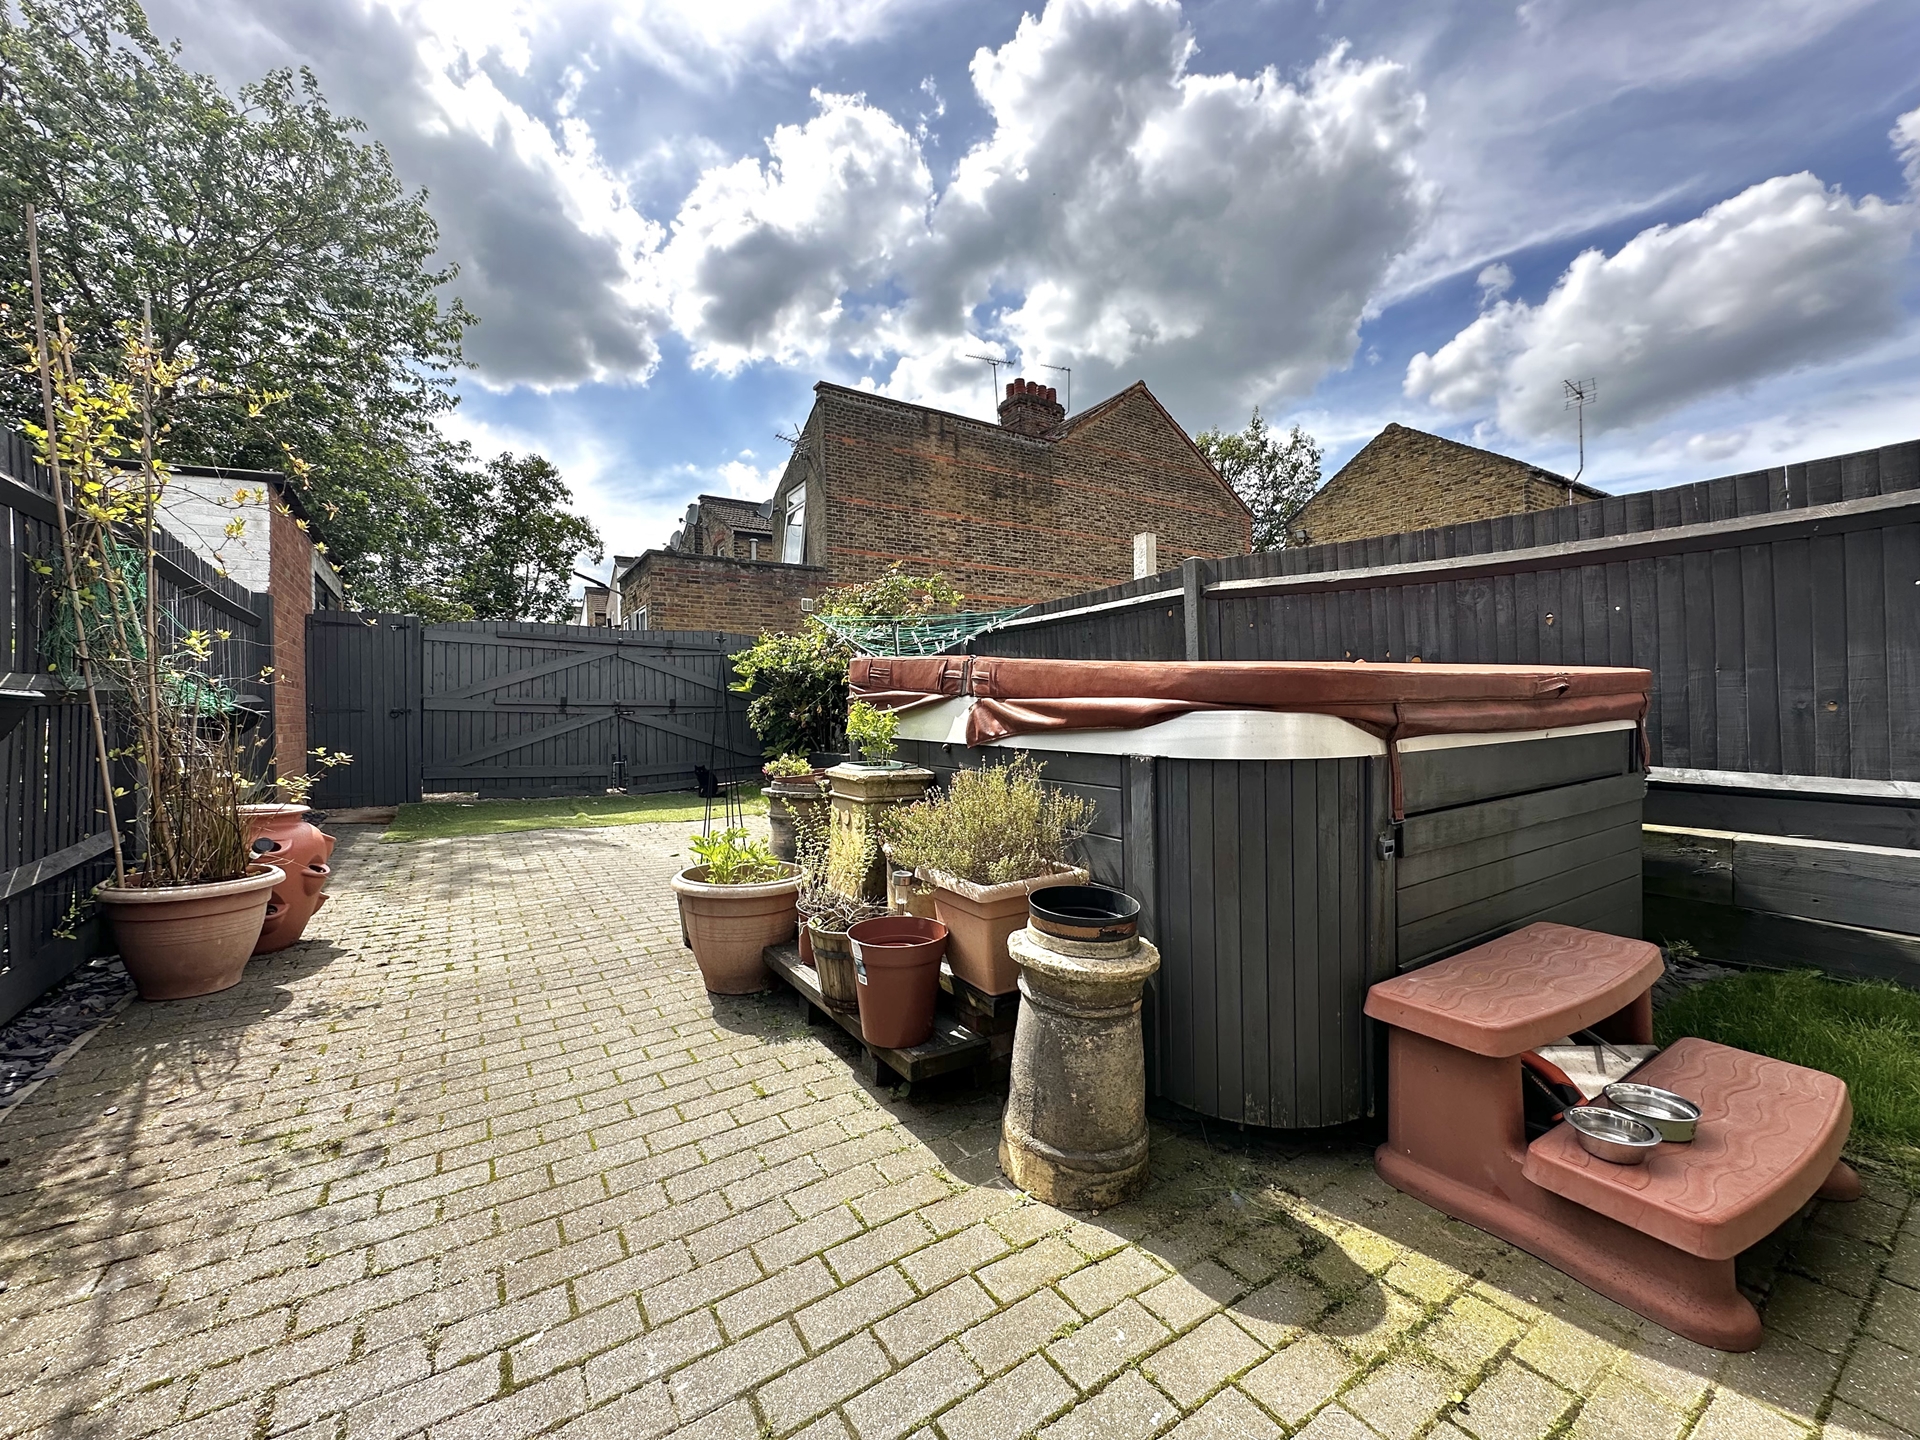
1040 362 1072 413
1562 377 1597 489
966 352 1008 409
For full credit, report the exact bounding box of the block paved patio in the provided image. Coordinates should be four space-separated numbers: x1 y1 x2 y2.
2 820 1917 1440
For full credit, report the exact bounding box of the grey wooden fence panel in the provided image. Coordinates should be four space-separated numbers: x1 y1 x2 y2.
970 437 1920 783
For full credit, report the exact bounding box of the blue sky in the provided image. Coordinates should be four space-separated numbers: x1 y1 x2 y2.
147 0 1920 574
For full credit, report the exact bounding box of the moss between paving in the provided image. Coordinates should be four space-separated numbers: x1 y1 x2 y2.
382 787 767 841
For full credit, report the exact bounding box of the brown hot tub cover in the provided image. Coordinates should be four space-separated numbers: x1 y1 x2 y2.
847 655 1652 817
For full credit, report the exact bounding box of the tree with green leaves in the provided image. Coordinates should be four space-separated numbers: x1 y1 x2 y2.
731 565 962 758
1195 408 1323 550
0 0 600 617
442 452 604 622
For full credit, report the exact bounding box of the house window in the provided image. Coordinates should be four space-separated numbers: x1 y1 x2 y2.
783 489 806 564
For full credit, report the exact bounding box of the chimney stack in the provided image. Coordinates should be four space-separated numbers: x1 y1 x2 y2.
997 376 1066 437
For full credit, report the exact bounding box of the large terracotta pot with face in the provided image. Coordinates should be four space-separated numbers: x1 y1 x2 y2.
240 804 337 953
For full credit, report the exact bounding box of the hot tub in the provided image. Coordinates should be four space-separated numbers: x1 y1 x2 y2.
854 656 1653 1129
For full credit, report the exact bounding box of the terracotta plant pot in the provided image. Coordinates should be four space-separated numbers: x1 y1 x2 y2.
849 916 948 1049
922 864 1089 995
241 804 337 953
797 918 815 966
671 864 799 994
809 921 861 1014
96 864 285 1001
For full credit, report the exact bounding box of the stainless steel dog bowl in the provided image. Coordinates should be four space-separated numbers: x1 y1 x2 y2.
1602 1082 1701 1143
1564 1105 1663 1164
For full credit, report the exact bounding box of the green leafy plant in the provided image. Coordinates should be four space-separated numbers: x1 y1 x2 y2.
763 752 817 779
731 564 962 758
845 701 899 766
885 754 1087 887
688 827 786 885
1194 408 1321 550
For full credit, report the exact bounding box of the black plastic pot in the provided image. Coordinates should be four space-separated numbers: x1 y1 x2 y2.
1028 885 1141 947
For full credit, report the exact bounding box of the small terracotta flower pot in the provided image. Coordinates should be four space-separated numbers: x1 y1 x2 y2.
96 864 285 1001
849 916 948 1049
797 919 815 966
671 864 799 994
810 921 861 1014
923 865 1088 995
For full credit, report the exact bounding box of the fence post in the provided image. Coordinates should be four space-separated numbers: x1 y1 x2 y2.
1182 557 1209 661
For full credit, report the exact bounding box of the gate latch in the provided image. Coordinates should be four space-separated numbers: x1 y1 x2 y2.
1377 830 1397 860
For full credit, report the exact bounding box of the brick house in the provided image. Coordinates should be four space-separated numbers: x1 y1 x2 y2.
159 466 343 777
1291 424 1604 546
619 377 1251 631
671 495 776 562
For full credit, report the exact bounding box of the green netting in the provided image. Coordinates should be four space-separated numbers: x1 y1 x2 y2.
812 608 1030 657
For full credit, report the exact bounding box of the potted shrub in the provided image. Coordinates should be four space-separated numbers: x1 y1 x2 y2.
886 755 1089 995
791 787 881 1008
28 263 285 1000
670 827 799 994
844 701 903 769
825 702 931 900
763 752 827 864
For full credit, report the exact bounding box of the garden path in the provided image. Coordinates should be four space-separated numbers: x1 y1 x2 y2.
1 822 1915 1440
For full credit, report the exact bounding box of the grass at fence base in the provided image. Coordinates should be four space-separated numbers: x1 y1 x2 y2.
1656 968 1920 1185
383 788 767 842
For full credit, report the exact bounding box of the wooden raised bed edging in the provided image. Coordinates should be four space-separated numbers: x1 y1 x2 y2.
1644 824 1920 988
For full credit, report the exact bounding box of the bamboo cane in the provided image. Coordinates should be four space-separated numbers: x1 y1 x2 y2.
26 205 127 888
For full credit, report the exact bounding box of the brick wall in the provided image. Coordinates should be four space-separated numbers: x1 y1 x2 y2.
770 382 1251 608
267 499 315 777
1292 423 1601 546
622 551 829 633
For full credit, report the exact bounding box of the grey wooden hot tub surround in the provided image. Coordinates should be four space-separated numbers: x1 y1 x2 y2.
896 726 1645 1129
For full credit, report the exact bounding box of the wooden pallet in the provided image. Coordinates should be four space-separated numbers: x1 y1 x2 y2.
763 943 991 1089
939 968 1020 1060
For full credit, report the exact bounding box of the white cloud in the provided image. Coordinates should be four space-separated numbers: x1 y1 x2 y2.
921 1 1430 414
596 0 917 84
660 91 932 372
1475 262 1514 303
1895 104 1920 189
714 454 783 500
1405 171 1916 438
145 0 668 388
653 0 1430 418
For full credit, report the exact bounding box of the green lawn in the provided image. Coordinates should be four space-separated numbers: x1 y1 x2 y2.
382 787 766 842
1657 968 1920 1181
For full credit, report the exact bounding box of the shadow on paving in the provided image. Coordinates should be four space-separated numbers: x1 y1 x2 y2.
0 819 1911 1440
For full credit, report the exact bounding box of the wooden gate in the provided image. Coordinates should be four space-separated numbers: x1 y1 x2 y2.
420 623 760 799
306 612 424 808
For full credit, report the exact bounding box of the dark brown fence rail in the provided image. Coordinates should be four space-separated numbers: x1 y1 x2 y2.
976 438 1920 783
0 429 272 1024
